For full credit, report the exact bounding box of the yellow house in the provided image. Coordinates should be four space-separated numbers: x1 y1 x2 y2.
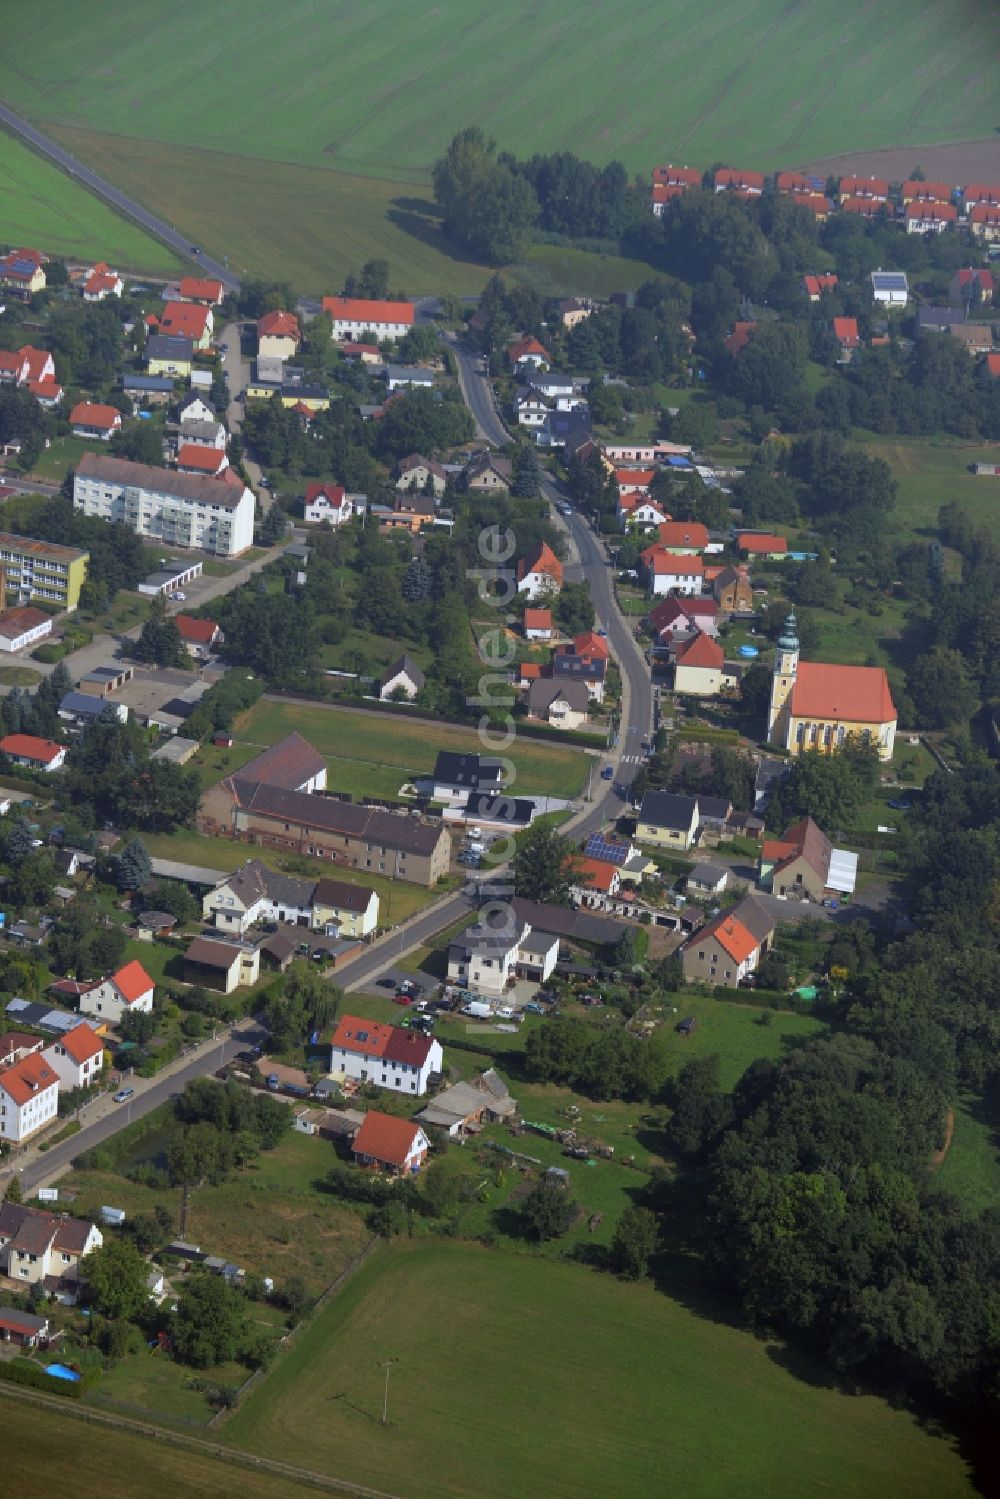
279 388 330 412
311 878 379 938
767 614 897 761
635 790 700 851
146 335 193 379
0 248 46 299
0 532 89 611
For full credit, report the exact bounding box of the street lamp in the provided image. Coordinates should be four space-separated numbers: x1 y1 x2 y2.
379 1357 398 1426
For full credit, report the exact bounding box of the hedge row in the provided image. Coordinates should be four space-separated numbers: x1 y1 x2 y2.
0 1358 100 1398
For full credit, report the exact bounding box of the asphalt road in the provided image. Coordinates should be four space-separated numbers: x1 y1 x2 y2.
0 102 239 291
16 1017 267 1194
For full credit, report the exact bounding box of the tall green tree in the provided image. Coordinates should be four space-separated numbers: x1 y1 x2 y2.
117 837 152 893
512 823 581 904
80 1238 150 1321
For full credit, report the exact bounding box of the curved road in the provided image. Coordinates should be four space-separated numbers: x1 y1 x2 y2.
0 102 239 291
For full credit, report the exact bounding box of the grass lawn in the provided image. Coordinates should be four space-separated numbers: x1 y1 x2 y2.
6 1403 324 1499
6 3 997 175
0 665 41 686
650 993 827 1090
857 435 1000 542
140 828 439 922
63 1133 371 1297
231 698 586 800
0 129 181 273
934 1093 1000 1213
91 1348 253 1425
23 433 93 483
224 1239 975 1499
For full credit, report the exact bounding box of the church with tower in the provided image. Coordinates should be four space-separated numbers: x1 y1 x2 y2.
767 613 897 761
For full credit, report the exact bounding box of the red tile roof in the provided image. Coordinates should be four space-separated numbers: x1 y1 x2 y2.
0 1052 58 1106
523 608 552 630
789 663 895 725
905 201 957 223
258 310 301 341
954 268 994 291
84 269 122 296
330 1015 393 1058
675 630 723 668
176 444 226 473
175 614 219 644
737 532 787 554
970 204 1000 227
0 733 63 765
576 857 619 892
791 193 829 216
572 630 609 660
615 467 656 488
322 297 415 327
696 910 760 964
656 520 708 550
508 335 551 364
520 662 543 680
985 354 1000 378
840 197 885 218
70 402 121 429
0 606 51 641
58 1023 104 1066
803 274 838 298
178 276 224 304
714 168 765 191
839 176 889 199
724 321 756 356
652 183 687 206
112 960 154 1005
963 184 1000 206
776 171 813 193
832 317 860 346
653 165 701 188
353 1110 425 1169
305 481 346 506
641 546 704 576
901 180 952 202
158 302 211 339
517 542 563 585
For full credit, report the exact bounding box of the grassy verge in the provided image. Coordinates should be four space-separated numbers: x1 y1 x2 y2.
934 1092 1000 1212
223 1239 975 1499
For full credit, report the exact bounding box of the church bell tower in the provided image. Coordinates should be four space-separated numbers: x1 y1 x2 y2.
767 612 799 744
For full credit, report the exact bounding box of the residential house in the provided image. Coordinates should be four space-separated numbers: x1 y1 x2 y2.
257 310 301 360
73 452 255 557
82 263 123 301
649 594 720 641
758 816 858 901
832 317 861 362
0 1202 102 1289
984 353 1000 380
0 734 66 772
203 859 317 935
686 862 728 898
176 445 228 477
329 1015 443 1096
570 857 622 908
122 372 175 405
383 364 434 393
322 297 415 341
184 936 260 993
776 171 814 194
528 370 586 408
353 1112 430 1175
900 180 953 204
0 1308 49 1346
514 389 550 427
507 335 550 370
43 1023 104 1092
526 677 590 729
516 541 563 600
157 302 213 350
447 917 559 996
653 164 701 191
969 205 1000 241
713 565 753 613
395 454 447 496
767 612 896 760
178 276 225 306
640 545 705 596
673 630 725 696
177 393 216 425
681 895 776 988
0 1034 43 1068
870 270 909 307
432 751 505 803
0 1053 59 1142
839 176 889 202
448 790 534 835
635 791 700 851
169 417 226 452
304 482 353 526
311 878 379 939
556 297 594 328
552 641 606 702
0 608 53 655
803 273 838 301
145 335 194 377
791 193 830 220
416 1070 516 1137
652 182 687 214
950 269 995 306
382 492 436 532
523 607 553 641
654 520 709 553
80 960 155 1024
0 248 46 299
841 197 887 221
465 451 512 492
714 169 764 195
379 654 425 701
0 344 62 405
905 201 958 235
175 615 222 658
737 532 788 559
962 184 1000 208
619 492 670 529
342 341 382 365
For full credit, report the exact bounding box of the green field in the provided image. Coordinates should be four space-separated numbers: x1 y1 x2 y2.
6 1401 324 1499
222 698 587 801
4 1 999 293
858 437 1000 540
0 129 180 273
4 2 997 174
935 1094 1000 1213
224 1240 975 1499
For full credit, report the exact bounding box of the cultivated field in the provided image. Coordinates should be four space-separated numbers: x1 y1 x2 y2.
219 698 588 801
0 130 180 272
857 436 1000 539
224 1240 975 1499
3 1 999 291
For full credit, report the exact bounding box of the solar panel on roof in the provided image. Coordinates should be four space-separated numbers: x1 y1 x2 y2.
584 835 630 866
873 272 907 288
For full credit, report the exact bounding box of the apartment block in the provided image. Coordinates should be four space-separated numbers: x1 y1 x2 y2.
72 452 254 557
0 533 89 611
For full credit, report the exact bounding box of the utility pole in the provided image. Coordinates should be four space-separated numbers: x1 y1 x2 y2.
379 1357 398 1426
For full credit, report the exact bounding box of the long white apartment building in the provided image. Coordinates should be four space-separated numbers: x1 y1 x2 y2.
73 452 255 557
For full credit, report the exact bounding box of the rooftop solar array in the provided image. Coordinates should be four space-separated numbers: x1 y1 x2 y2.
584 834 631 866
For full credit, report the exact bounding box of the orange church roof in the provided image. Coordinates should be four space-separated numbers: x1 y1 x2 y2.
789 662 895 725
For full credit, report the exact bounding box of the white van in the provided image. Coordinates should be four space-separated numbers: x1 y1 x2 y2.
462 1000 493 1020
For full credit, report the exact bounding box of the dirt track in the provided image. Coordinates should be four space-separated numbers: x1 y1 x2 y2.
799 136 1000 186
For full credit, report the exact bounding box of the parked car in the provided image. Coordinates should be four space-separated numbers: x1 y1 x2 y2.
676 1016 698 1036
171 591 186 601
394 993 413 1005
113 1087 135 1103
600 765 614 780
375 977 396 990
311 948 327 963
525 1002 546 1014
414 1000 429 1013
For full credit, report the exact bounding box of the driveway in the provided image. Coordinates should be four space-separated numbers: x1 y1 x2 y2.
219 319 264 495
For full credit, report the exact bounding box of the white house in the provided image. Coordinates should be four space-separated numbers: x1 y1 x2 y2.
0 734 66 772
322 297 415 342
0 1202 102 1289
73 453 255 558
353 1112 430 1175
641 545 704 597
516 541 563 601
257 310 301 361
203 860 316 936
514 392 550 427
0 608 53 655
82 264 124 301
328 1015 442 1096
70 403 122 441
79 959 155 1025
177 394 216 426
447 917 559 997
304 483 353 526
0 1053 60 1142
673 631 726 696
378 654 425 701
384 365 435 393
43 1023 104 1092
870 270 909 307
